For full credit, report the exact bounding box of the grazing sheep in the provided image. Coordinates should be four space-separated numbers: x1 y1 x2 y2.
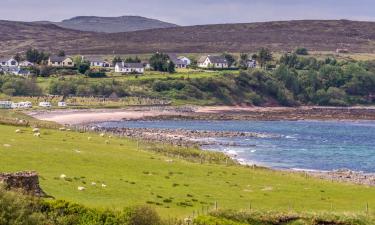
15 129 21 133
87 137 92 141
101 184 107 188
100 133 105 137
59 127 66 131
91 182 96 186
3 144 11 148
77 186 86 191
66 129 71 131
108 136 112 139
60 174 67 179
34 133 41 137
32 128 40 133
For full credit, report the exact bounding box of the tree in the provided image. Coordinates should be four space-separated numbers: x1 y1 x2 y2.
257 48 273 68
14 53 22 62
149 53 170 72
239 53 249 70
167 61 175 73
78 61 90 74
112 56 122 65
222 53 236 67
280 53 298 68
295 47 309 55
125 56 141 63
26 48 49 64
57 50 66 57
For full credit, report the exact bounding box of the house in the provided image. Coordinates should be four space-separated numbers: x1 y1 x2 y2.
167 53 188 68
19 61 34 67
247 59 257 68
0 57 18 67
142 61 151 70
0 66 21 75
198 55 228 69
84 56 111 67
115 62 144 74
178 56 191 66
48 56 74 67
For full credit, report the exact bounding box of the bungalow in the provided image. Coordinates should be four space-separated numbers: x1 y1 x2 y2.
198 55 228 69
115 62 144 74
0 57 18 67
167 53 188 69
48 56 74 67
84 56 111 67
178 56 191 66
19 61 34 67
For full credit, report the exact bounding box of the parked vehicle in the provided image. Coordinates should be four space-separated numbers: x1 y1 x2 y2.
0 101 13 109
58 101 67 107
39 102 52 108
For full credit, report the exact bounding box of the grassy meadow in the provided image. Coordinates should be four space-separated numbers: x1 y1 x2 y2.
0 123 374 219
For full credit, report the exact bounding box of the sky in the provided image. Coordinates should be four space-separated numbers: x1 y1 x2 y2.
1 0 375 25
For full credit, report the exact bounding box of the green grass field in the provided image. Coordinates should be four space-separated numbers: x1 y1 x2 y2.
0 124 374 219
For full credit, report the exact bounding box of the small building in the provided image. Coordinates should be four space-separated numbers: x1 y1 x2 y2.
0 101 13 109
198 55 228 69
0 57 18 67
84 56 111 67
48 56 74 67
19 61 34 67
167 53 188 68
247 59 257 68
178 56 191 66
115 62 144 74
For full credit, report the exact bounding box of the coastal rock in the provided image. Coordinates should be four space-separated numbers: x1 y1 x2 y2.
0 171 46 197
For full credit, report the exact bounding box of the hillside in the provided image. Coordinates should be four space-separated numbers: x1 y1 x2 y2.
36 16 178 33
2 20 375 55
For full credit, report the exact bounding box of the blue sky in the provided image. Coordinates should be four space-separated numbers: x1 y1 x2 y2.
1 0 374 25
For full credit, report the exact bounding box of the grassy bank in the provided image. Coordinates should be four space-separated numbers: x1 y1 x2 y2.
0 124 374 219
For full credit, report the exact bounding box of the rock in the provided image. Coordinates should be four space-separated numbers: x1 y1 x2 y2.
0 171 46 197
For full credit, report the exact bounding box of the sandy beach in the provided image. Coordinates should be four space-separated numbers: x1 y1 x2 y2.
28 106 375 125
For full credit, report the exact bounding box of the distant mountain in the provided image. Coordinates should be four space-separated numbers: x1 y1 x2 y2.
2 20 375 55
41 16 179 33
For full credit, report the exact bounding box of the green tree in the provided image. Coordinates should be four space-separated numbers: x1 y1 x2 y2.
239 53 249 69
26 48 49 64
295 47 309 55
112 56 122 65
222 53 236 67
14 53 22 62
257 48 273 68
57 50 66 57
149 52 170 72
167 61 176 73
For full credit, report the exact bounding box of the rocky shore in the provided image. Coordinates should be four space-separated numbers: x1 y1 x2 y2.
90 126 279 147
306 169 375 186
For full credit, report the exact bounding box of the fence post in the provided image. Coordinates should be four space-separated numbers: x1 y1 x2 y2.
366 202 369 216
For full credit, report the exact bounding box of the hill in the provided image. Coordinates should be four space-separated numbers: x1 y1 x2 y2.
1 20 375 55
36 16 178 33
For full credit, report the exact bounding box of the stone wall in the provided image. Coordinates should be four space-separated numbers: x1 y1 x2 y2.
0 171 46 197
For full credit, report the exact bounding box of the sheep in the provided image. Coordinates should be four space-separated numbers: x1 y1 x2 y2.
100 133 105 137
34 133 41 137
101 184 107 188
59 127 66 131
108 136 112 139
32 128 40 133
87 137 92 141
91 182 97 186
15 129 21 133
77 186 86 191
60 174 67 179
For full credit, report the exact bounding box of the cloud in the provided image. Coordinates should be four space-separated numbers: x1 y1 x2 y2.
0 0 374 25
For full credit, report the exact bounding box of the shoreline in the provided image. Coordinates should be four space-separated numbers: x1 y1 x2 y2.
27 105 375 125
26 106 375 187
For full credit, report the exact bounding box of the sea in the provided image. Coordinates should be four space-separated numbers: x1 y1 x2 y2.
96 120 375 173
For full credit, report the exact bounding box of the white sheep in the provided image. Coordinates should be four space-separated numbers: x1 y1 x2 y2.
108 136 112 139
34 133 41 137
15 129 21 133
87 137 92 141
77 186 86 191
101 184 107 188
32 128 40 133
60 174 67 179
100 133 105 137
91 182 97 186
59 127 66 131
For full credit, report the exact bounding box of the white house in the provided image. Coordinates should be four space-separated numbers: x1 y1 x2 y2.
178 56 191 66
0 57 18 67
85 56 111 67
48 56 74 67
115 62 144 74
247 59 257 68
19 61 34 67
198 55 228 69
167 53 188 68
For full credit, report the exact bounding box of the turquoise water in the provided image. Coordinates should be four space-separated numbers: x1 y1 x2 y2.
97 120 375 172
